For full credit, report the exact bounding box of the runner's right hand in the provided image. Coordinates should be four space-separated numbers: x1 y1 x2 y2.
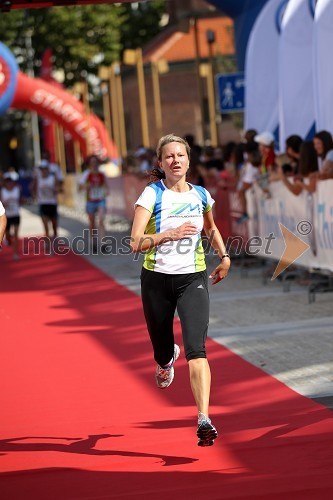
170 221 198 240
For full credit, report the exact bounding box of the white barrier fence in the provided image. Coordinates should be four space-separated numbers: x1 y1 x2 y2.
247 179 333 272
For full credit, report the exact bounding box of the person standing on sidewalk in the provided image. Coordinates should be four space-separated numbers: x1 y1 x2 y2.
130 134 231 447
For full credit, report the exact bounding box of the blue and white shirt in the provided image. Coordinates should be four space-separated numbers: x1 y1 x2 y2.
135 180 215 274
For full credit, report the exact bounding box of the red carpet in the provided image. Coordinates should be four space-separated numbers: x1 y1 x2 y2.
1 247 333 499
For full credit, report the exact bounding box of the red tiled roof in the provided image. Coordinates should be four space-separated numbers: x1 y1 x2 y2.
144 17 234 63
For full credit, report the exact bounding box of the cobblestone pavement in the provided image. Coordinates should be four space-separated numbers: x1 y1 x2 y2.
20 206 333 409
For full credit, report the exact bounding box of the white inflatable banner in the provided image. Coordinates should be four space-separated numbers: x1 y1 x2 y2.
245 0 288 136
313 0 333 133
279 0 315 148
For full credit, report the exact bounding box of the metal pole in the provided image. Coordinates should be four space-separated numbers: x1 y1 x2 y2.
207 37 218 146
25 21 41 165
58 126 67 176
207 63 218 147
54 123 62 168
151 62 163 139
136 48 150 148
73 141 82 174
192 17 205 144
114 63 127 158
101 81 113 141
110 63 121 161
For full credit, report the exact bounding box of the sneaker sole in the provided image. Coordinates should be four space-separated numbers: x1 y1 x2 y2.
197 426 218 447
198 438 215 447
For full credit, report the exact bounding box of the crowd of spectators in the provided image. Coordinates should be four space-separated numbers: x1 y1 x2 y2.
119 128 333 225
2 128 333 258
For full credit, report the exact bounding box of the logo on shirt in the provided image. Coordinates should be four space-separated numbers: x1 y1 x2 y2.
169 203 202 217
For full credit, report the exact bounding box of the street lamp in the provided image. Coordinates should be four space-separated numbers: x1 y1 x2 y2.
24 18 41 165
123 48 150 148
151 59 169 139
200 29 219 147
191 17 205 144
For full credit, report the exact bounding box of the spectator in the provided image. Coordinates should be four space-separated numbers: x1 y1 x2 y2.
243 128 258 144
0 172 21 260
218 142 239 189
39 151 65 191
196 146 224 189
121 154 137 174
277 140 318 195
254 131 276 173
313 130 333 172
285 134 303 173
134 147 154 175
200 146 224 172
221 142 238 177
320 150 333 179
236 150 262 223
242 129 259 160
183 134 202 166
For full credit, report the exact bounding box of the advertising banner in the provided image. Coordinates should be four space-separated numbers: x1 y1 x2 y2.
248 180 333 272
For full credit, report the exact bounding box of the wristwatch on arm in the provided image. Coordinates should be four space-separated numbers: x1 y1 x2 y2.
221 254 231 261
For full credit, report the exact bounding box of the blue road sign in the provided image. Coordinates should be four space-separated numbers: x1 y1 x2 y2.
216 72 245 113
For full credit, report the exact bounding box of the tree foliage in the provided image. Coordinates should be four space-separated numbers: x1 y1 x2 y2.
0 1 166 86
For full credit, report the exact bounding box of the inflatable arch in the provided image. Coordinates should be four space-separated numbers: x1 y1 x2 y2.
0 41 116 160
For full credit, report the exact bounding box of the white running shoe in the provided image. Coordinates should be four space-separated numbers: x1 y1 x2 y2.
155 344 180 389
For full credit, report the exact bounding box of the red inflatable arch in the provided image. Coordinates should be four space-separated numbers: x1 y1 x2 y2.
12 71 117 159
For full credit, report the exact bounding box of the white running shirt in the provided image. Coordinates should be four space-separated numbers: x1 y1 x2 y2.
0 201 5 216
37 173 58 205
135 180 215 274
0 186 20 217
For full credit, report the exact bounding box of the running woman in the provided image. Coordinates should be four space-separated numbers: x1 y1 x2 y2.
130 134 231 446
79 155 107 251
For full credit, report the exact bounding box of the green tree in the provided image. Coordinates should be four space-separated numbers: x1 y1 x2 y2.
0 1 166 86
